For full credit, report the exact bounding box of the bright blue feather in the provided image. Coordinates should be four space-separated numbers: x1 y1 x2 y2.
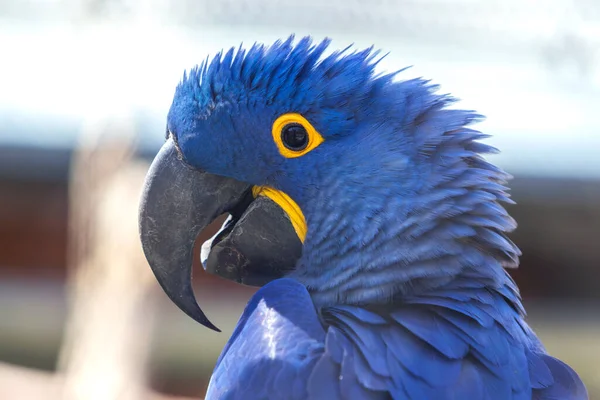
167 36 587 399
206 277 586 399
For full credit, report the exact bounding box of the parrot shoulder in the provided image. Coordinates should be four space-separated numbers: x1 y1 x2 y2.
205 278 327 400
205 277 587 400
313 279 588 400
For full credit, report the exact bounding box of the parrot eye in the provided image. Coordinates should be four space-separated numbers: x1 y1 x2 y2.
272 113 325 158
281 123 309 151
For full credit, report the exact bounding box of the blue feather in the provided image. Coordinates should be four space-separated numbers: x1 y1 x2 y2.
533 355 588 400
165 36 587 399
390 307 468 360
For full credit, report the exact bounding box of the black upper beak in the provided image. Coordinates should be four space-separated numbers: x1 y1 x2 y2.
139 139 302 331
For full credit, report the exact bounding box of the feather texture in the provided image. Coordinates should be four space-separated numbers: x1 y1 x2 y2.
166 36 587 399
206 278 587 400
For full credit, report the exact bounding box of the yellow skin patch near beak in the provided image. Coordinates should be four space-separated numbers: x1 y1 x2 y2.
252 186 307 243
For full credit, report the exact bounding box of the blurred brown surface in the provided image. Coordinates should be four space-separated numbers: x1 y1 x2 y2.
0 175 233 287
0 178 68 278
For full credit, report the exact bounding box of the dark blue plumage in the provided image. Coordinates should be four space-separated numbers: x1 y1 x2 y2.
166 36 588 399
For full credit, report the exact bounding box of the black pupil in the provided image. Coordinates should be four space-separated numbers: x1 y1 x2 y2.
281 123 309 151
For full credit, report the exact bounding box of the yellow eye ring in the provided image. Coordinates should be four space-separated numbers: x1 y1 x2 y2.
272 113 324 158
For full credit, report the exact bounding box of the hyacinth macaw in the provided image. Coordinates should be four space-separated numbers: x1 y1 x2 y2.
138 36 587 399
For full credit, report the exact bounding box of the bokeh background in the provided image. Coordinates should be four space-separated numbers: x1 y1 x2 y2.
1 0 599 399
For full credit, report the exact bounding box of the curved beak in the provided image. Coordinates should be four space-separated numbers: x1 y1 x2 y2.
139 139 302 331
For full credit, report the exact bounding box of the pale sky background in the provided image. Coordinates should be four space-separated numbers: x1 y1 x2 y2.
0 0 599 177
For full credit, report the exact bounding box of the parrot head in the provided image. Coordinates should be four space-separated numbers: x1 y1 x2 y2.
139 36 520 331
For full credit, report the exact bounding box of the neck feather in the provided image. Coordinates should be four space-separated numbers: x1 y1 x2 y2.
290 182 520 307
287 111 520 308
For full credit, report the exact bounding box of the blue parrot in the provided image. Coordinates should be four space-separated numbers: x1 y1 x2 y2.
138 36 588 399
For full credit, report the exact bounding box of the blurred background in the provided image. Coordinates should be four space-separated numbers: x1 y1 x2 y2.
0 0 599 399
